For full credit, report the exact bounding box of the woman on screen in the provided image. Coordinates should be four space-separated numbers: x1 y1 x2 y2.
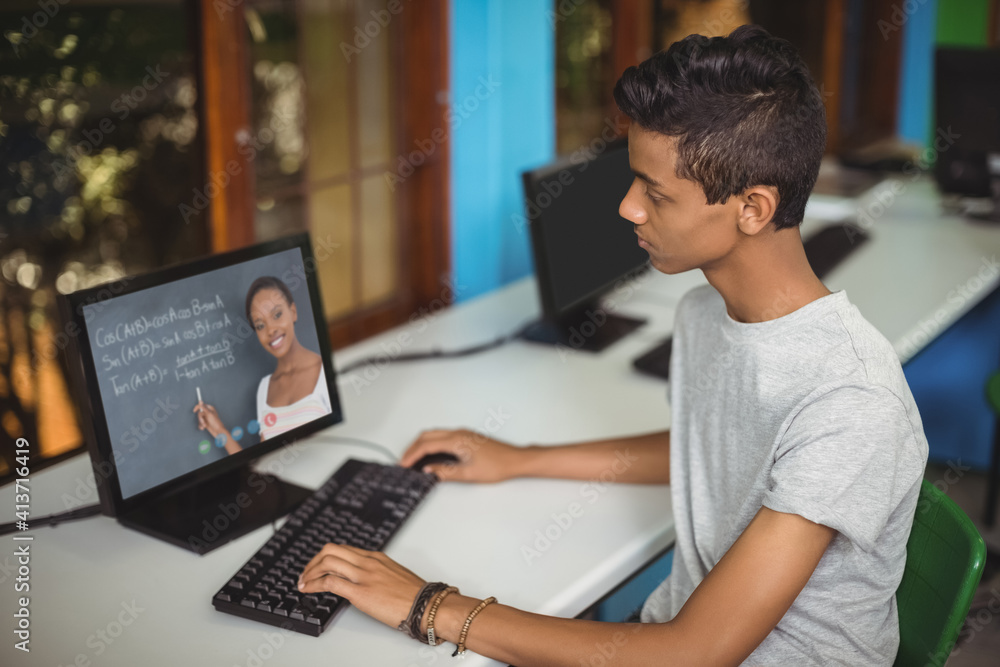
194 276 331 453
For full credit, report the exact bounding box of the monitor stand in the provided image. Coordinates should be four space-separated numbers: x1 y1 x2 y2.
118 465 312 555
521 303 645 353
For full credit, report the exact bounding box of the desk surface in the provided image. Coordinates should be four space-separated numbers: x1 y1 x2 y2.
1 276 676 667
803 178 1000 363
5 177 1000 667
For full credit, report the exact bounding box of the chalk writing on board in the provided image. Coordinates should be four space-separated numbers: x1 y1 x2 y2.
174 339 236 381
93 295 227 348
97 294 241 398
110 365 170 397
101 312 236 372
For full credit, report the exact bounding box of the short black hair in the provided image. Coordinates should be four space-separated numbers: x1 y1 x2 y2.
613 25 826 229
245 276 295 324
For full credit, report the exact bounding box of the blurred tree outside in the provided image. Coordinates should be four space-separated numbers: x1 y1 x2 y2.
0 1 208 478
555 0 615 155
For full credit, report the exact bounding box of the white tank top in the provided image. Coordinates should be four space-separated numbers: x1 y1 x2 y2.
256 365 332 441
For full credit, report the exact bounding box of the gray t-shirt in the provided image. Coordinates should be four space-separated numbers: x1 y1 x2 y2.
640 285 928 666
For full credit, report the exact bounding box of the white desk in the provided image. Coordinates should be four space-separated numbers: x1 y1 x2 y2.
625 176 1000 364
0 275 677 667
4 176 1000 667
803 178 1000 363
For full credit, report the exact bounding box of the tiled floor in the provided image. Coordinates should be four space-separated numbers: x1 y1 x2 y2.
924 463 1000 667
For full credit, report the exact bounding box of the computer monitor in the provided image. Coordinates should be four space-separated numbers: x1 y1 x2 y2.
934 47 1000 218
520 138 649 352
60 234 342 554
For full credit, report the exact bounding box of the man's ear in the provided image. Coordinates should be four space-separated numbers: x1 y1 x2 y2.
736 185 779 236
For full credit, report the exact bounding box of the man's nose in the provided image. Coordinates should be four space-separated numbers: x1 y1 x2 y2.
619 179 646 225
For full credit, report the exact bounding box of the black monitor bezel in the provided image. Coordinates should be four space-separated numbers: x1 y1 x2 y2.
933 46 1000 198
59 233 343 518
521 138 647 320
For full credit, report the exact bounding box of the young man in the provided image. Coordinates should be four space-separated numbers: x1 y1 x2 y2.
299 25 928 666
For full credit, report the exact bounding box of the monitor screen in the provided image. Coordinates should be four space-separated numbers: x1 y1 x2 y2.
523 140 649 317
934 47 1000 198
65 236 341 503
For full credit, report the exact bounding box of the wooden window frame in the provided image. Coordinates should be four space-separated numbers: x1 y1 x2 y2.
608 0 908 155
198 0 450 350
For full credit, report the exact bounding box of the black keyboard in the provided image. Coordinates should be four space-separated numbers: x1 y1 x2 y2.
632 336 673 380
212 459 437 636
802 222 869 280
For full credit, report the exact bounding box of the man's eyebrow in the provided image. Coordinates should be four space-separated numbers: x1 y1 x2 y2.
631 168 666 189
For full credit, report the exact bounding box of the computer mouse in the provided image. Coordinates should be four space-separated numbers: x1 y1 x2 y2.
409 452 460 471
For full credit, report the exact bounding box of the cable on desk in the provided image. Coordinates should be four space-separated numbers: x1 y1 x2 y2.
0 503 102 536
311 435 399 464
0 442 396 537
335 321 533 376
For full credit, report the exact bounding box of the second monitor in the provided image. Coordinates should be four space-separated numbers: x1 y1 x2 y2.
521 138 649 352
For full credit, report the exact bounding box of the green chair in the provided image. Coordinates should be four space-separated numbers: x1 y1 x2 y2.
894 480 987 667
984 370 1000 526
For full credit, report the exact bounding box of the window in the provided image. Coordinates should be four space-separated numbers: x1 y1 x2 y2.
0 0 207 477
202 0 449 348
555 0 906 157
0 0 450 481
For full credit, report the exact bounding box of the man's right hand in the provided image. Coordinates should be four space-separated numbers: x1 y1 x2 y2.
400 429 527 483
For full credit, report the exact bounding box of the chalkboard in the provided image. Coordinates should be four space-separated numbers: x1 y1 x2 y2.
81 248 327 499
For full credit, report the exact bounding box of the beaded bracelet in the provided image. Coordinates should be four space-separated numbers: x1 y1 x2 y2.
452 596 497 657
425 586 458 646
398 582 448 642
